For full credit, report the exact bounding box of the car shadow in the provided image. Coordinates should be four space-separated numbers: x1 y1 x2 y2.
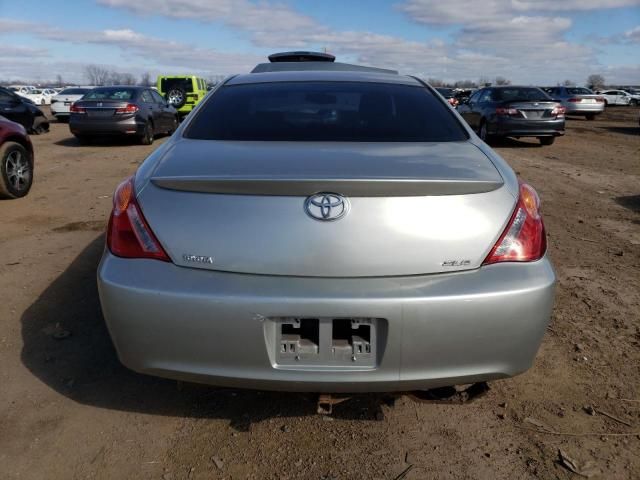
599 126 640 136
20 236 387 429
615 195 640 214
54 136 143 147
489 137 543 149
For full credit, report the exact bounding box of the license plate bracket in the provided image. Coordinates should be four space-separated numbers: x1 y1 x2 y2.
270 317 382 369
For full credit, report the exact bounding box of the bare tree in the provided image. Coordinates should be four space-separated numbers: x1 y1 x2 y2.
494 76 511 86
587 74 605 89
426 77 444 87
563 79 575 87
454 80 476 88
55 74 64 88
139 72 152 87
120 72 137 85
84 65 110 86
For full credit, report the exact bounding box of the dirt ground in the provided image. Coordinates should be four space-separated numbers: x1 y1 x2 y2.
1 107 639 480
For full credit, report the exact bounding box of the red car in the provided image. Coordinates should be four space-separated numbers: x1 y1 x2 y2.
0 116 34 198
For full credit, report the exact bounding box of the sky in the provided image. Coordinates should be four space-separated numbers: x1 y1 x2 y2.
0 0 639 86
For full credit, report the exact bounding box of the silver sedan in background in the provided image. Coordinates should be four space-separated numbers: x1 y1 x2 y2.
542 86 605 120
98 52 556 393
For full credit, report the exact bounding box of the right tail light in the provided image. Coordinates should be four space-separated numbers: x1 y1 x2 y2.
483 182 547 265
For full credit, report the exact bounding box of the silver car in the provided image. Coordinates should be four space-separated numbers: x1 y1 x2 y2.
542 86 605 120
98 52 556 393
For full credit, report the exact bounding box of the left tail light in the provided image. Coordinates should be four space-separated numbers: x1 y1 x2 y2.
70 103 86 114
495 107 519 116
115 103 139 114
106 176 170 261
483 182 547 265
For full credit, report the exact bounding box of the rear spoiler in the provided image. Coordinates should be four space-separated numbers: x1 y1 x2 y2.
151 176 503 197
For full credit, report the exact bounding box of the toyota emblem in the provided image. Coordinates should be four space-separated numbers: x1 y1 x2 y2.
304 193 349 221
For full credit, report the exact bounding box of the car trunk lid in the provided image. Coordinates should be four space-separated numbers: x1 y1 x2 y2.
74 100 130 118
138 140 515 277
502 101 559 120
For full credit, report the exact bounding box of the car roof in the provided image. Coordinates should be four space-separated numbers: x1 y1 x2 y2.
92 85 147 89
488 85 543 89
226 70 422 87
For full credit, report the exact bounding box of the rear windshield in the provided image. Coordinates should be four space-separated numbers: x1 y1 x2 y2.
492 87 551 102
84 88 136 101
160 78 194 93
186 82 468 142
567 87 593 95
60 88 90 95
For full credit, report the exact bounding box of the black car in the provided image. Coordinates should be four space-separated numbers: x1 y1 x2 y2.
0 87 49 134
69 86 179 145
457 86 565 145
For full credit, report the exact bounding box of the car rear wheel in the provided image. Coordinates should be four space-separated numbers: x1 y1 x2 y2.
140 122 154 145
479 121 493 144
538 136 556 146
586 114 595 121
0 142 33 199
167 87 187 109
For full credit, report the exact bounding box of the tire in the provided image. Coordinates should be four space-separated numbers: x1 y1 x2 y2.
41 99 45 105
479 121 493 144
604 99 609 106
167 87 187 109
538 136 556 146
586 114 595 121
631 99 638 106
75 135 92 145
140 122 154 145
0 142 33 199
29 117 49 135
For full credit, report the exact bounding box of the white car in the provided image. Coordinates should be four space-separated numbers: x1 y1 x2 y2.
622 89 640 106
23 89 52 105
49 87 93 121
597 90 633 106
7 85 36 97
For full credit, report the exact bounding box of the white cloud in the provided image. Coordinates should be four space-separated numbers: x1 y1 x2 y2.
2 0 639 85
623 25 640 42
400 0 640 24
0 17 261 80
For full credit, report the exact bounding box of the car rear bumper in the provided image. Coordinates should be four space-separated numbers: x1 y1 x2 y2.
564 104 605 115
69 117 142 136
50 104 70 116
491 118 565 137
98 252 556 393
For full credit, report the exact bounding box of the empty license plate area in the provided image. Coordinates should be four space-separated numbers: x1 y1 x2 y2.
520 109 544 119
272 317 381 368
